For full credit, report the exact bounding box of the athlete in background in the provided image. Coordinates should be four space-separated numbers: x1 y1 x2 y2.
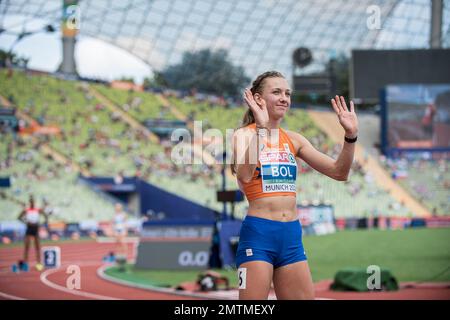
18 195 48 271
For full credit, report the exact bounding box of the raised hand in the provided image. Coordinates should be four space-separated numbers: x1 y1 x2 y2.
243 88 269 128
331 95 359 138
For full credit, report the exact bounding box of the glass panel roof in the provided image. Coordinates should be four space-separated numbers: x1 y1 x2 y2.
1 0 449 79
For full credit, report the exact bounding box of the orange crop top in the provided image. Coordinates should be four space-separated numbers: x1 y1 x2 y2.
238 123 298 201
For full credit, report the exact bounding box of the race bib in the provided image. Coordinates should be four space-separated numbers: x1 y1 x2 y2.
259 150 297 193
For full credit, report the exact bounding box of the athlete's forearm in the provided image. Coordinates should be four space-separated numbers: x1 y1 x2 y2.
333 138 356 181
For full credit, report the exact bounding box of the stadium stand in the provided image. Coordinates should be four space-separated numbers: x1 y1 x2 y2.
382 155 450 216
1 68 446 224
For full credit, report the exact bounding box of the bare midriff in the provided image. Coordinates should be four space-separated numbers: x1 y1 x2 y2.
247 195 298 222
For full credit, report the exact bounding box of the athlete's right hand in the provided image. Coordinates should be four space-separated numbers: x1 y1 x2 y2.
243 88 269 128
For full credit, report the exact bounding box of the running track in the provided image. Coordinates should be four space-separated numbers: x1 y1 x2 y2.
0 241 193 300
1 240 449 300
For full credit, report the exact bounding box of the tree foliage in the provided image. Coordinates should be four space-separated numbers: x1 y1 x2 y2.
0 49 29 68
160 49 250 96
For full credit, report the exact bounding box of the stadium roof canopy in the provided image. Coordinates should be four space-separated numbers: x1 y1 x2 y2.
1 0 449 80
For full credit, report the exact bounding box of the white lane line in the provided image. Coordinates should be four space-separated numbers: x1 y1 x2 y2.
97 264 231 300
97 265 335 300
40 262 121 300
0 291 26 300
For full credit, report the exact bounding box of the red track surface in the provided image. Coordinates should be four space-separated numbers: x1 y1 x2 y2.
0 241 193 300
0 240 449 300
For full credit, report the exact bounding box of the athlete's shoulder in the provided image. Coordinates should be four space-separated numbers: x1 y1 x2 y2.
284 129 310 152
283 128 299 138
232 124 256 139
285 129 309 142
283 128 299 142
236 123 256 132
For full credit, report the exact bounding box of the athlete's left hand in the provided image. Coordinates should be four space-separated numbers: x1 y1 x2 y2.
330 95 359 138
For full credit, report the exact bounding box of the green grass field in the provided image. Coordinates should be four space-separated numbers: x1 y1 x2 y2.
105 227 450 288
304 228 450 283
